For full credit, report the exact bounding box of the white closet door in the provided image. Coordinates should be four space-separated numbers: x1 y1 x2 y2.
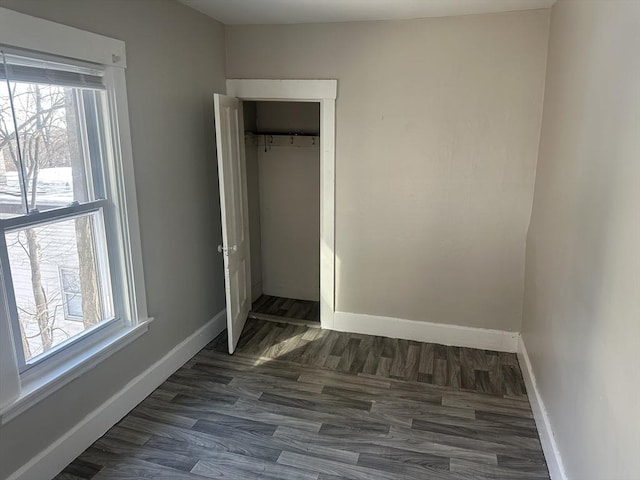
213 94 251 354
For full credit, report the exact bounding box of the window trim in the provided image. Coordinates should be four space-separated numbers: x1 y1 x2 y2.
0 8 127 68
3 319 149 424
0 8 151 423
1 199 108 230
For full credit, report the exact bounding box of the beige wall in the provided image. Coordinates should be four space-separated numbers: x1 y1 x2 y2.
522 1 640 478
227 10 550 330
0 1 227 477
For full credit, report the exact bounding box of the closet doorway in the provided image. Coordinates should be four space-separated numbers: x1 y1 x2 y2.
244 101 320 324
216 79 336 353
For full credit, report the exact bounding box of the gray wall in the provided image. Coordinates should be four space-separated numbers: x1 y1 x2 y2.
243 100 257 132
258 135 320 301
255 101 320 135
226 10 550 330
255 102 320 301
522 1 640 478
244 136 263 302
243 102 263 301
0 1 227 477
244 102 321 303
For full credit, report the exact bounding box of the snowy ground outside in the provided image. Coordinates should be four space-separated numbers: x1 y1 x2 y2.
0 167 76 216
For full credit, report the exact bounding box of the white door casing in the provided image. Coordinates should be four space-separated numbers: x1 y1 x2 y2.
225 79 337 330
214 94 251 353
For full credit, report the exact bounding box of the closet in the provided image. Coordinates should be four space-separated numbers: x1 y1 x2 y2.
243 101 320 322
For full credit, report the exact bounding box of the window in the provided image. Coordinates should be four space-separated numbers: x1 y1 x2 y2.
59 268 84 320
0 57 123 367
0 51 124 369
0 8 149 419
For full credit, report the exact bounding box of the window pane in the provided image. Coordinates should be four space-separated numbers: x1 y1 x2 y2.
0 81 104 217
0 81 27 218
65 292 84 318
5 212 114 362
60 267 84 319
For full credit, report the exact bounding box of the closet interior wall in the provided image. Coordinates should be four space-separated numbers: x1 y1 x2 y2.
243 101 321 304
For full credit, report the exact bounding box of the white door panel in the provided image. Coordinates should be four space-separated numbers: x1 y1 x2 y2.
214 94 251 354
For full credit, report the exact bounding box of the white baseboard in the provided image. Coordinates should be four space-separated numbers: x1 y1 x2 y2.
333 311 519 352
7 309 227 480
517 336 568 480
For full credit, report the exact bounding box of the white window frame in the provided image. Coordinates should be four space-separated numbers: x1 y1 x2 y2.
0 8 151 424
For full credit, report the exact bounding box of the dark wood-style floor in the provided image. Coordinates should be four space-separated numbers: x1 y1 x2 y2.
56 318 549 480
252 295 320 322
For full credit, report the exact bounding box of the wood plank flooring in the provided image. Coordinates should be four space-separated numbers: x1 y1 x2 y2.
55 319 548 480
234 319 526 395
252 295 320 322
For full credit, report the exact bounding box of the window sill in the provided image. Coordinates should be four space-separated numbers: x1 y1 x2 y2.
0 318 153 425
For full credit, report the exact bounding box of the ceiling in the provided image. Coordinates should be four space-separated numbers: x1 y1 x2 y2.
179 0 556 25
